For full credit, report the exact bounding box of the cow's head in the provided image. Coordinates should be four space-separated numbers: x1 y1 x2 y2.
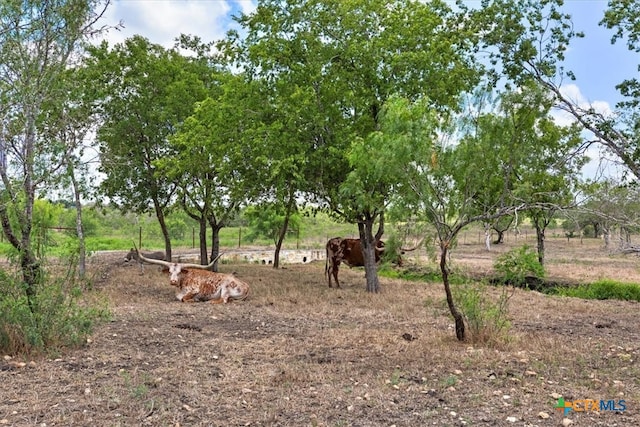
124 248 136 262
136 250 223 286
159 263 188 286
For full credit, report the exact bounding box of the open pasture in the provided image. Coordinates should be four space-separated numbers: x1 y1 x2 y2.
1 236 638 426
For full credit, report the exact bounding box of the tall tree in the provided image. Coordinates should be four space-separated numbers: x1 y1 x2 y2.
86 36 209 260
0 0 109 301
499 85 586 266
232 0 483 291
383 89 582 340
479 0 640 182
41 67 98 278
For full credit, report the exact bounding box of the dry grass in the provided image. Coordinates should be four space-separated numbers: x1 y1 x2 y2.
0 236 639 426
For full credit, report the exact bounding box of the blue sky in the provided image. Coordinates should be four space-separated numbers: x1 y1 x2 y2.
559 1 637 108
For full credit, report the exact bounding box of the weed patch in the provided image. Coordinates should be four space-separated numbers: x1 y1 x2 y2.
550 279 640 301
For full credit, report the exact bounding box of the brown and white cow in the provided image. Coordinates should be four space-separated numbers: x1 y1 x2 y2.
137 251 249 304
325 237 386 288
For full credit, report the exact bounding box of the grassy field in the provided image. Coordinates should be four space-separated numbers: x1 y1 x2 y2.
1 235 638 426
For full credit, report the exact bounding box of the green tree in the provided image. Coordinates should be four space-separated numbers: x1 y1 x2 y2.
86 36 210 261
41 65 100 278
384 91 578 341
0 0 108 302
480 0 640 183
243 204 301 245
166 73 263 267
499 85 586 266
233 0 483 291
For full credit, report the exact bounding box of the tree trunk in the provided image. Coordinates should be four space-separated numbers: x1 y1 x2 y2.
440 241 465 341
603 226 610 248
197 216 208 264
153 199 172 261
69 165 86 278
273 186 296 269
535 222 545 266
208 220 223 272
358 220 380 293
484 223 491 251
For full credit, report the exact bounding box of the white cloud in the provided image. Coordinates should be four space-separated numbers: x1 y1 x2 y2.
95 0 256 49
550 83 614 128
548 84 623 180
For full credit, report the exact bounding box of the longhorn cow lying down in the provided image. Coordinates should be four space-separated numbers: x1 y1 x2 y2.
137 251 250 304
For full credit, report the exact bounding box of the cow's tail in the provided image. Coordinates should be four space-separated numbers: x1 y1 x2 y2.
325 245 329 279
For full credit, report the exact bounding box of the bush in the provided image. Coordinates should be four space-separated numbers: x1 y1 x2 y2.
453 281 513 347
0 268 110 356
494 245 544 287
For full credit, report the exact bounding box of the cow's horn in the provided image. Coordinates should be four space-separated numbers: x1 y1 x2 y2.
137 250 171 267
177 252 224 270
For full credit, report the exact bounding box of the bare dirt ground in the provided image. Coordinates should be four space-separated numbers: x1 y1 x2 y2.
1 236 639 426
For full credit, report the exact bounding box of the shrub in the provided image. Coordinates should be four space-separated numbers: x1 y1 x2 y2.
494 245 544 287
453 281 513 347
0 267 110 356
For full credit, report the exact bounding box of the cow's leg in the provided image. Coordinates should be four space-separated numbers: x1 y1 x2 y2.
208 284 226 304
179 290 198 302
332 261 341 288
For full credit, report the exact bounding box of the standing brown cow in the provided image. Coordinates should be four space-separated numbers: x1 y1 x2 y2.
325 237 385 288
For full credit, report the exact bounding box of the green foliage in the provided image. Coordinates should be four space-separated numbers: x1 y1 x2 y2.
60 207 99 237
453 281 513 347
552 280 640 302
494 245 544 287
0 268 110 356
242 205 301 244
379 233 402 265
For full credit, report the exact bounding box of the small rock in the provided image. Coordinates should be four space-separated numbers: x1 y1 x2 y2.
562 418 573 427
550 392 562 399
538 411 550 419
506 416 517 422
525 370 537 376
401 332 416 341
